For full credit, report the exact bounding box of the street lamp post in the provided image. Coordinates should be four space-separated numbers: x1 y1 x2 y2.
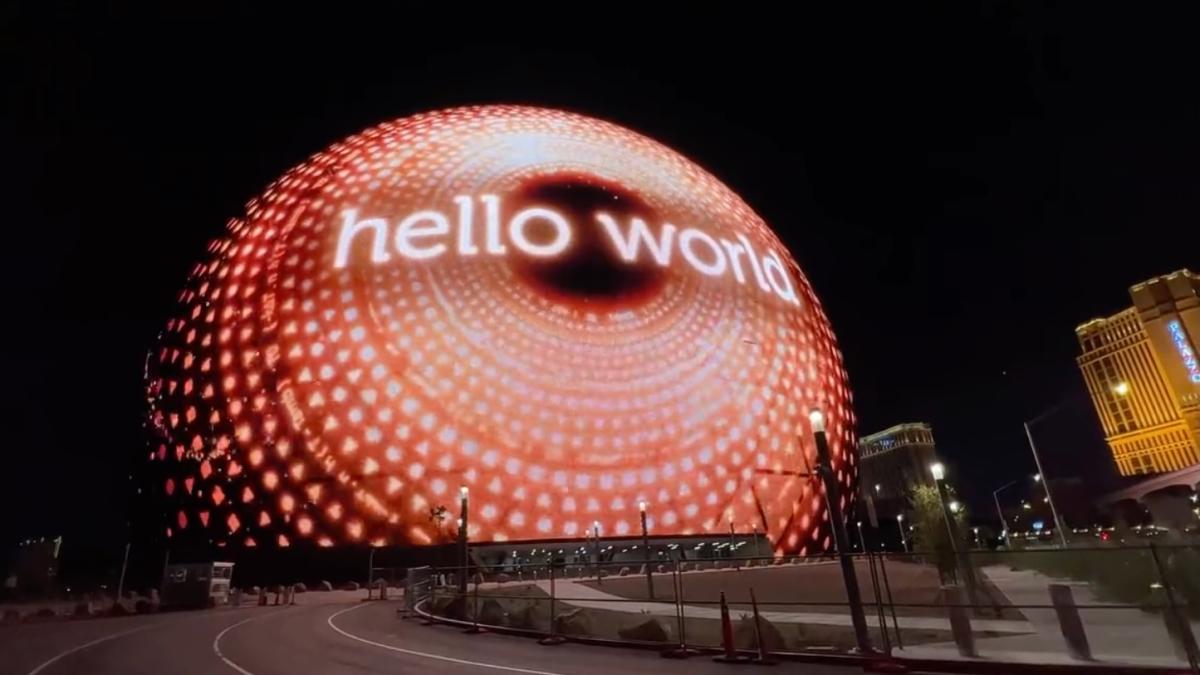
592 521 602 585
992 480 1018 550
1023 416 1070 548
727 516 736 557
855 521 867 553
810 409 873 653
896 514 909 553
458 486 469 592
930 463 958 552
639 501 654 600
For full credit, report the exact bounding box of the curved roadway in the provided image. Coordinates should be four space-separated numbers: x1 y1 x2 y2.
2 594 874 675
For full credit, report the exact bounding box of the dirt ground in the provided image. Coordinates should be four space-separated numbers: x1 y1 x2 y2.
576 558 1023 620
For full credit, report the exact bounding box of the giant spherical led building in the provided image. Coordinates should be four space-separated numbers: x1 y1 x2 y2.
144 105 856 554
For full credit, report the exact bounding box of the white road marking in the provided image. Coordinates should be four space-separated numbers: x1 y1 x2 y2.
327 603 568 675
212 615 262 675
27 623 156 675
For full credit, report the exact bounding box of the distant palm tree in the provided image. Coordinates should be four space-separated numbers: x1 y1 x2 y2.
429 505 450 542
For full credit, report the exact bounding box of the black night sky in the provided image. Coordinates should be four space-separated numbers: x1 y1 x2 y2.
4 6 1198 549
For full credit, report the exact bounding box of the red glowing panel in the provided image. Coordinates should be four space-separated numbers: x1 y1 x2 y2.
145 106 856 553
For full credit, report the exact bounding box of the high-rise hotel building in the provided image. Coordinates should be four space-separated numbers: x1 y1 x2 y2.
1076 269 1200 476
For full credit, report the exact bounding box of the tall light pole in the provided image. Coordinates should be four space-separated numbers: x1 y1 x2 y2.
592 520 602 585
810 409 872 653
992 479 1018 550
727 514 736 556
458 485 469 592
930 462 959 553
639 501 654 599
1024 413 1070 548
855 520 867 553
896 514 909 553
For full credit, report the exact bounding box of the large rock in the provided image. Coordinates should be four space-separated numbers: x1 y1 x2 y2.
734 614 786 651
318 580 333 592
618 566 631 577
554 608 592 636
73 601 95 617
478 598 506 625
433 593 468 620
495 573 511 584
617 617 670 643
293 582 307 593
508 602 538 629
342 581 360 591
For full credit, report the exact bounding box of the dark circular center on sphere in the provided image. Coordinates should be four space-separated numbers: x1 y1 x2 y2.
509 175 667 307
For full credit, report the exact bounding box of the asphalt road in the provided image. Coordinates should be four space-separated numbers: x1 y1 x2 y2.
2 595 874 675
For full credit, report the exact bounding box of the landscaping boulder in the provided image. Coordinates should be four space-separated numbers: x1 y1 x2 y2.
293 582 307 593
617 617 670 643
734 615 785 652
618 566 631 577
342 581 360 592
554 608 592 636
34 607 58 620
134 599 156 614
508 602 538 629
247 586 260 595
73 601 95 617
318 580 333 592
495 573 511 584
478 598 506 626
433 593 468 620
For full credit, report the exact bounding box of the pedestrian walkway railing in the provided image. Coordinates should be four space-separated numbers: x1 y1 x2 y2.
415 545 1199 673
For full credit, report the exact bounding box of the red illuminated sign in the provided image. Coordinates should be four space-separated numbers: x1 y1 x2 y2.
145 106 856 553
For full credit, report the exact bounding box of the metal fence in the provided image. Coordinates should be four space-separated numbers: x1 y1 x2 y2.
412 545 1200 672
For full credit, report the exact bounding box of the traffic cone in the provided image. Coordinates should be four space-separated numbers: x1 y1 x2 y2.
712 591 749 663
748 588 777 665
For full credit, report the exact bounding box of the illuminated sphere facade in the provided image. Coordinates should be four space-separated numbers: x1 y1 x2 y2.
144 105 856 553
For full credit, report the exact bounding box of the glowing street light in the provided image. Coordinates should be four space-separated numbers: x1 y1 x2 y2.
930 462 946 481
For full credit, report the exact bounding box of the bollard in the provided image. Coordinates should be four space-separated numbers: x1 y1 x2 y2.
748 588 778 665
273 588 281 606
377 579 388 601
258 591 267 606
713 592 750 663
1048 584 1091 660
943 585 977 658
231 588 242 607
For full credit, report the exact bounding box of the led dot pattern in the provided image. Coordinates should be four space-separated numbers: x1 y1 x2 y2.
144 105 856 554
